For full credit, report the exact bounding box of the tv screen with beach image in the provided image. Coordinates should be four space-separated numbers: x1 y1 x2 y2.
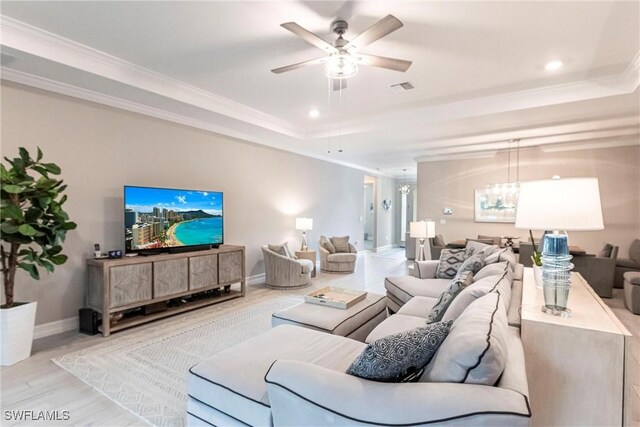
124 186 223 251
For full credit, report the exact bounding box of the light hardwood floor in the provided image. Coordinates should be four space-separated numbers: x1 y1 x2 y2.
1 249 409 426
1 249 638 426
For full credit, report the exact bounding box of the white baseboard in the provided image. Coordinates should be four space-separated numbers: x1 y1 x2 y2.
247 273 266 286
33 274 268 340
34 316 78 340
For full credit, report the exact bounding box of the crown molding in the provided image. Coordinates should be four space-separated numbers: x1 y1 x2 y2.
307 51 640 140
539 137 639 153
1 68 394 179
0 15 305 140
414 151 498 163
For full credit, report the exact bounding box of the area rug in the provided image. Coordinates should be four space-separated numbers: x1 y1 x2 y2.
53 294 302 426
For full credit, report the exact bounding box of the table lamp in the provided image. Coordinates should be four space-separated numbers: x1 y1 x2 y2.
295 217 313 251
410 220 435 261
515 177 604 317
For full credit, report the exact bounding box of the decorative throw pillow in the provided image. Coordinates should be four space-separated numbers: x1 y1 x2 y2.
347 321 452 383
331 236 350 253
434 248 470 279
320 236 336 254
434 234 446 247
427 271 474 323
422 292 508 385
454 252 485 279
268 242 292 258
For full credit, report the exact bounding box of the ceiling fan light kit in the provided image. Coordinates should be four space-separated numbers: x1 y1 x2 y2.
272 14 412 85
326 53 358 79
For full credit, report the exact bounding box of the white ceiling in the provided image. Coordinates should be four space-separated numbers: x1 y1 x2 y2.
1 1 638 177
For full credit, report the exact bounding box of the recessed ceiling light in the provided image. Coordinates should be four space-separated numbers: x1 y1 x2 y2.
308 109 320 118
545 60 563 71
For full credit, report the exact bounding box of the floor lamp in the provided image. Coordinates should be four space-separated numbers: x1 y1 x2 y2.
410 220 435 261
515 177 603 317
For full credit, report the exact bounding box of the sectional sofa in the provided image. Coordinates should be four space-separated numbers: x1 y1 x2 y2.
187 247 530 426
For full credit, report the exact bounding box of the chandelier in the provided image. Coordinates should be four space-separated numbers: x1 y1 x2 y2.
398 169 411 195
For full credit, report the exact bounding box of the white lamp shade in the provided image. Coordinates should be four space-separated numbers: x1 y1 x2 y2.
410 220 436 239
515 177 604 231
295 217 313 231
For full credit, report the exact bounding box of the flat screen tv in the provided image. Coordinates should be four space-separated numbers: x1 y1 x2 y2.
124 186 223 254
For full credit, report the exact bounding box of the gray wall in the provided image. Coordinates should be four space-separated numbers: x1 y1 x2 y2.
375 176 398 249
0 82 382 325
417 145 640 257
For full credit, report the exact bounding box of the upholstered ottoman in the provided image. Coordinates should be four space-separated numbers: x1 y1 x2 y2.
623 272 640 314
271 292 386 342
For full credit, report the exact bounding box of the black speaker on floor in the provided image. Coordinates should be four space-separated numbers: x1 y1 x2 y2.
79 308 99 335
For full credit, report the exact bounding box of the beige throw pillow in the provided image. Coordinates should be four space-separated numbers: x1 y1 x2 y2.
268 242 293 258
331 236 350 253
320 236 336 254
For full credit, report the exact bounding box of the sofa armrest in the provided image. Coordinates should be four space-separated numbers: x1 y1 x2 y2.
414 260 439 278
348 243 357 253
266 360 531 426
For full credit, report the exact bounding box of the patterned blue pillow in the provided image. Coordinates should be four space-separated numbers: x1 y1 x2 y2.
435 248 470 279
427 271 474 323
455 252 486 280
347 321 452 382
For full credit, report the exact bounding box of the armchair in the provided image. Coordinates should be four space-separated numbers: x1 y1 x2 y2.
262 246 313 289
428 234 447 260
319 236 357 273
615 239 640 288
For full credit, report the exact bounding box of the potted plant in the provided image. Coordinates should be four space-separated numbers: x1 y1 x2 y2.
1 147 76 365
529 230 543 288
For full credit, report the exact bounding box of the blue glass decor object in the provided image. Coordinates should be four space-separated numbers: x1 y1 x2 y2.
541 233 573 317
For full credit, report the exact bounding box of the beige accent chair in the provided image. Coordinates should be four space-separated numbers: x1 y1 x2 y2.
261 246 313 289
319 236 357 273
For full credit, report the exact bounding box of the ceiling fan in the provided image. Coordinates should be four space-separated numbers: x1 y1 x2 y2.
271 14 412 90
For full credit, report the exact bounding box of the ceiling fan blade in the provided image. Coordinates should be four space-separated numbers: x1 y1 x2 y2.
344 15 403 52
357 54 412 72
332 79 347 91
271 57 327 74
281 22 339 54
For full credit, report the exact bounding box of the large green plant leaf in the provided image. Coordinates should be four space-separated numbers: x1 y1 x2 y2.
2 184 23 193
1 204 24 221
18 224 38 236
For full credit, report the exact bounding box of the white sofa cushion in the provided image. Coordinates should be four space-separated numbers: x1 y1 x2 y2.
486 248 517 270
442 264 512 322
422 292 509 385
188 325 365 426
385 276 451 304
397 296 438 318
475 261 510 281
365 314 426 343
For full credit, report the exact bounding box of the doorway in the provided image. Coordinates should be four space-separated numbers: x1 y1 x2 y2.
363 176 376 251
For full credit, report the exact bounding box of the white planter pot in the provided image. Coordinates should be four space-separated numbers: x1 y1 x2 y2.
533 265 543 289
0 301 37 366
